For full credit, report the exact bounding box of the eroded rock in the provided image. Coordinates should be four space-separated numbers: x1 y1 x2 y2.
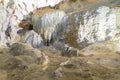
32 10 68 46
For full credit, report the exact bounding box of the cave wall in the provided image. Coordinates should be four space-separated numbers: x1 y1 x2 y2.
0 0 63 47
77 6 120 45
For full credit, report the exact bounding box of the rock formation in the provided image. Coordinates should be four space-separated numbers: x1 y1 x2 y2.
32 10 68 46
0 0 63 47
0 1 120 80
77 6 120 44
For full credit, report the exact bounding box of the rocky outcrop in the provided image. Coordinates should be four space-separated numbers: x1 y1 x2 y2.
32 10 68 46
77 6 120 46
0 1 120 80
18 30 43 48
0 0 63 47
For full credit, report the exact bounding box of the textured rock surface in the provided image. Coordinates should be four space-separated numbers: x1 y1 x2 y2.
61 45 78 57
77 6 120 44
0 0 63 47
32 10 68 45
0 0 120 48
0 0 120 80
18 30 43 48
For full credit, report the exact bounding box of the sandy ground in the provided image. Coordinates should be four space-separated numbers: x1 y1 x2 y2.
0 41 119 80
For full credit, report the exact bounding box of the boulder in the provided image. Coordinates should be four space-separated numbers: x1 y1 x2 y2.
17 30 43 48
61 45 78 57
53 67 63 78
9 43 48 65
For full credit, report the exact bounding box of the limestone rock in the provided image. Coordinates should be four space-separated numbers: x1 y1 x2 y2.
32 10 68 45
77 6 120 45
18 30 43 48
0 0 63 47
